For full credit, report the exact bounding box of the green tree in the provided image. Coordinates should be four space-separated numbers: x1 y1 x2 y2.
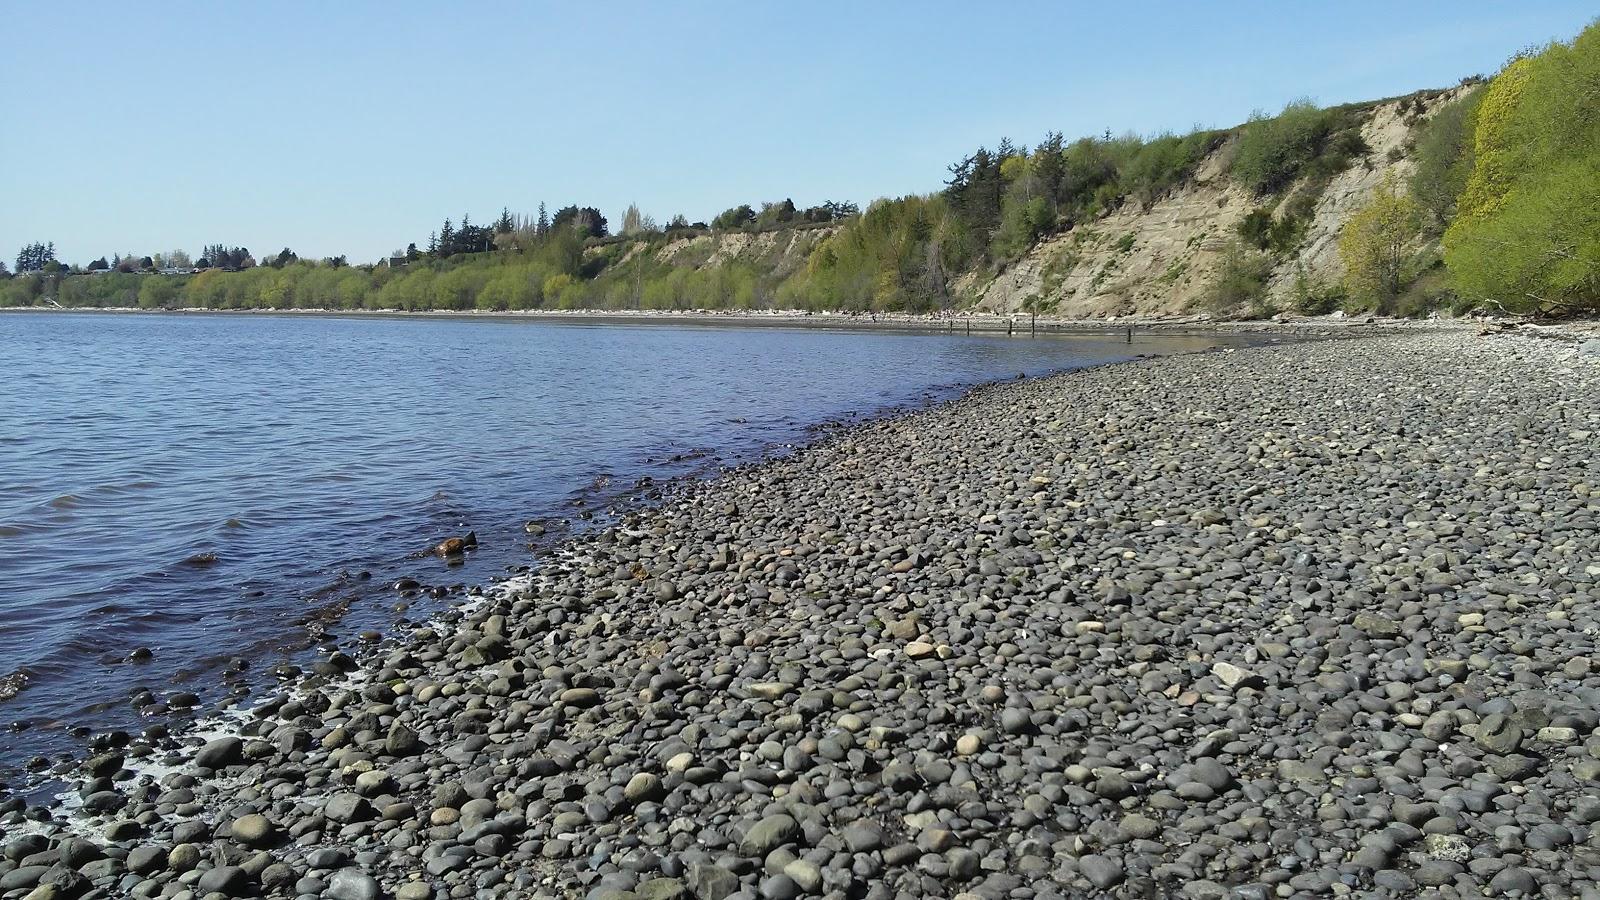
138 277 179 309
1339 175 1422 312
754 199 797 229
712 204 755 231
551 206 607 238
15 242 56 273
1444 25 1600 313
621 203 644 236
1409 87 1484 228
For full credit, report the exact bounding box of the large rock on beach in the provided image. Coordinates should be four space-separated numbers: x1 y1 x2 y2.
193 735 242 769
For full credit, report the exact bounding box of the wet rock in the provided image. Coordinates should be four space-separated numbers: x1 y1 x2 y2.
194 735 243 769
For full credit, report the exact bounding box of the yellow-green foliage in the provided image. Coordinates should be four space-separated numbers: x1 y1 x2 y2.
1339 175 1422 312
1451 58 1533 227
1444 24 1600 312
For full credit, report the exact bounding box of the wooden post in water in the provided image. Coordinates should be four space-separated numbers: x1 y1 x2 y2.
1126 324 1133 344
965 319 970 336
1007 318 1013 336
1031 313 1037 336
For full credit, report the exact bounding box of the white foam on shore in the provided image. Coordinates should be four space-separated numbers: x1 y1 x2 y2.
8 570 539 839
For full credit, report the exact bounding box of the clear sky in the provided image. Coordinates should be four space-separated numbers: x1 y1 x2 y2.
3 2 1594 265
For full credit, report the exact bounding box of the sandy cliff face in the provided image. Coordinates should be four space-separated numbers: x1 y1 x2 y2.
650 227 836 278
597 89 1467 318
965 88 1468 317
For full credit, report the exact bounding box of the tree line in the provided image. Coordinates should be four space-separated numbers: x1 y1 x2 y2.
1330 19 1599 316
7 20 1597 318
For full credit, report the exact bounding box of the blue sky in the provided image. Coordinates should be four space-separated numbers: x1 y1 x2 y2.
3 2 1594 265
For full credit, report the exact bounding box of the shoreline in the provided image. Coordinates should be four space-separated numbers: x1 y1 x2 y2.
9 303 1598 345
0 303 1479 336
0 328 1281 783
1 330 1597 899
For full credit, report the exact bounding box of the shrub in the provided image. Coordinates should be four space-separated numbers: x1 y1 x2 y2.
1410 86 1484 228
542 272 574 301
1231 100 1339 194
1118 131 1221 207
791 194 960 311
1238 201 1312 254
991 195 1054 261
1237 208 1273 250
1203 241 1274 317
1289 264 1344 314
1040 247 1080 297
1231 99 1370 197
1394 261 1454 317
1339 174 1423 313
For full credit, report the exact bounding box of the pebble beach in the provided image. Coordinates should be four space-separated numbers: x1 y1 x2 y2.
3 328 1599 900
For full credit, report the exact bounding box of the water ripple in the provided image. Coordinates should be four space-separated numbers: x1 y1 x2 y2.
0 311 1240 775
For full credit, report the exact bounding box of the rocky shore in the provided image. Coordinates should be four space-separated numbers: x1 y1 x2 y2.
3 330 1598 900
0 304 1457 337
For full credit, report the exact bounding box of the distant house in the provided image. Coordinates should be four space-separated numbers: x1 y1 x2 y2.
385 256 407 269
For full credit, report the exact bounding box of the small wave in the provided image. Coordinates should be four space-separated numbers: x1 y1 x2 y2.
223 518 245 529
0 523 25 538
181 552 219 567
49 494 81 509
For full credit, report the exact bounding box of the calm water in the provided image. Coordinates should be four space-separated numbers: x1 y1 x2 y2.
0 311 1240 776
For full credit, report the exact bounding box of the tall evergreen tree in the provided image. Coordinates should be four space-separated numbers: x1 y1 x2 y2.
14 242 58 273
